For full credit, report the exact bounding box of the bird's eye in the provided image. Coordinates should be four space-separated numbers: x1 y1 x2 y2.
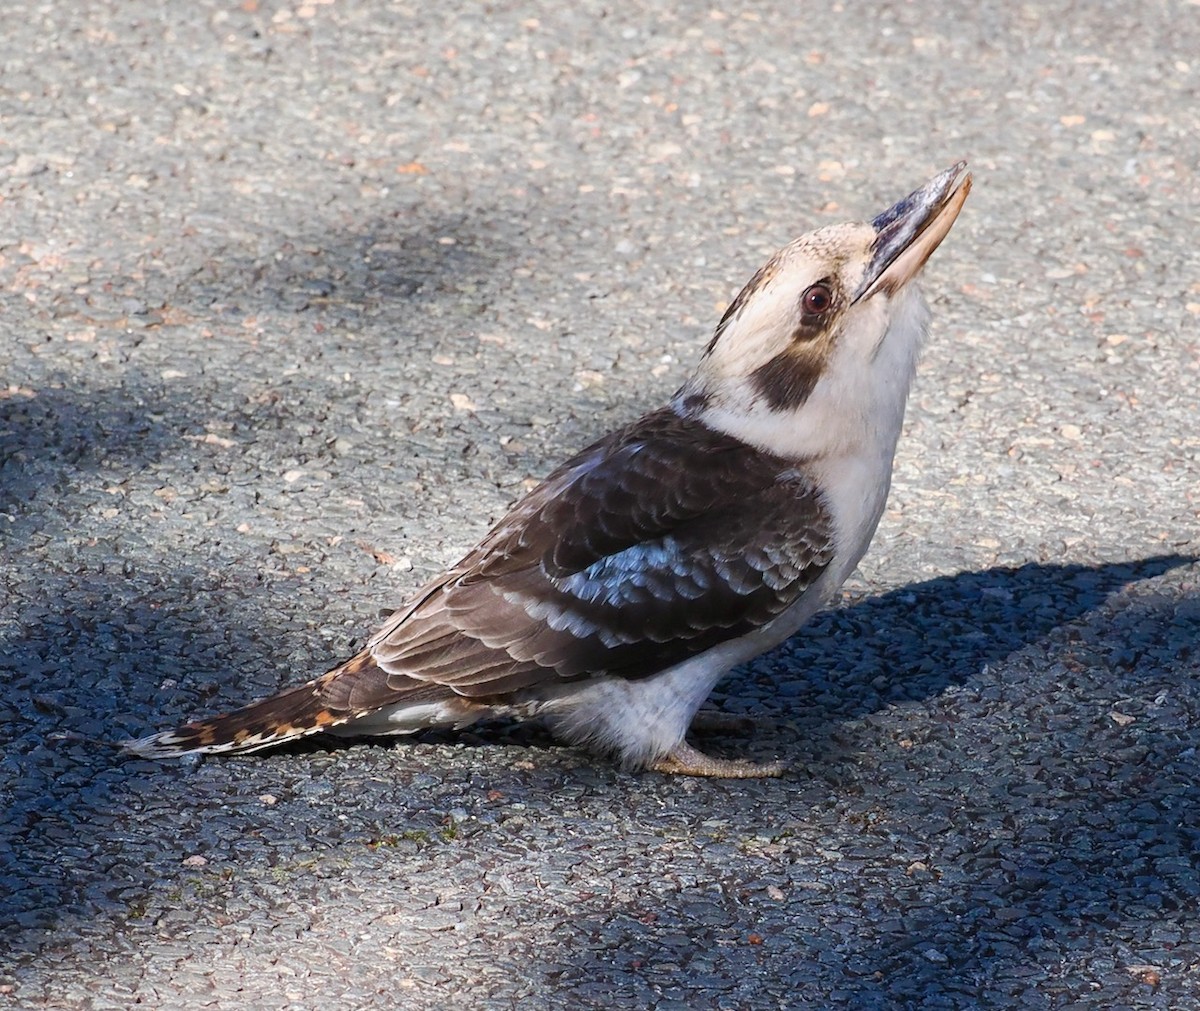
802 282 834 316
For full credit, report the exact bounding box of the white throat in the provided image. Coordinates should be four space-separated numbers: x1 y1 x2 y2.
686 285 930 464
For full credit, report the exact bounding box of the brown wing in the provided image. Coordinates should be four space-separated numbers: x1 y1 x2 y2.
352 408 836 703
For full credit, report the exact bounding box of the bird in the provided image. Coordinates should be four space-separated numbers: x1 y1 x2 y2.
124 162 972 777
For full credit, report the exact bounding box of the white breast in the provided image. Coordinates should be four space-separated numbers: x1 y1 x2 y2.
541 288 932 768
809 287 927 573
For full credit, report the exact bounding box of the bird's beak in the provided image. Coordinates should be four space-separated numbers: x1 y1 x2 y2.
853 161 972 304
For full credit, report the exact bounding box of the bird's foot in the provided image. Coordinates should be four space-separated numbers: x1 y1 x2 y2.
648 741 785 779
687 709 757 735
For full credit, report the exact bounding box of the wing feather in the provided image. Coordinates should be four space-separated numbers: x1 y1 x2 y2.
362 407 836 700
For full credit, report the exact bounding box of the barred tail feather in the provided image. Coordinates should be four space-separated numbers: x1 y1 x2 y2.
122 652 390 758
121 679 355 758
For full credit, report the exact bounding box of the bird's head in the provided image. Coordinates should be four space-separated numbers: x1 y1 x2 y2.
679 162 971 458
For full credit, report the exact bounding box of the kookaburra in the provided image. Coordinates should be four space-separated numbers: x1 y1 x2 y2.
125 163 972 777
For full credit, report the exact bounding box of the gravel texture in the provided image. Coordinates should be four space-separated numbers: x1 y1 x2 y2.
2 1 1199 1008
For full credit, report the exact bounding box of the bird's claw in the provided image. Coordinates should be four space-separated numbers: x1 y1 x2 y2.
648 741 786 778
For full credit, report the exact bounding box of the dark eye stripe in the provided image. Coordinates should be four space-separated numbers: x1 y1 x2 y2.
750 351 821 410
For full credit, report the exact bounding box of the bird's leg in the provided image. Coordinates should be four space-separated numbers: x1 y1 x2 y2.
648 741 785 778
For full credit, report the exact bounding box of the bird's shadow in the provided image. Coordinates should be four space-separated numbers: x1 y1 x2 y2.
504 553 1200 1008
730 554 1197 747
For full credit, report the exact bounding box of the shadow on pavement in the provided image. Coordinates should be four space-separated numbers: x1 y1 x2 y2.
756 554 1196 735
0 555 288 942
2 554 1196 1007
534 553 1200 1009
174 209 522 325
0 377 197 540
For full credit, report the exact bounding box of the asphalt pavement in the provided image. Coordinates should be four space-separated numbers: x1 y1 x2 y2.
2 2 1199 1008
